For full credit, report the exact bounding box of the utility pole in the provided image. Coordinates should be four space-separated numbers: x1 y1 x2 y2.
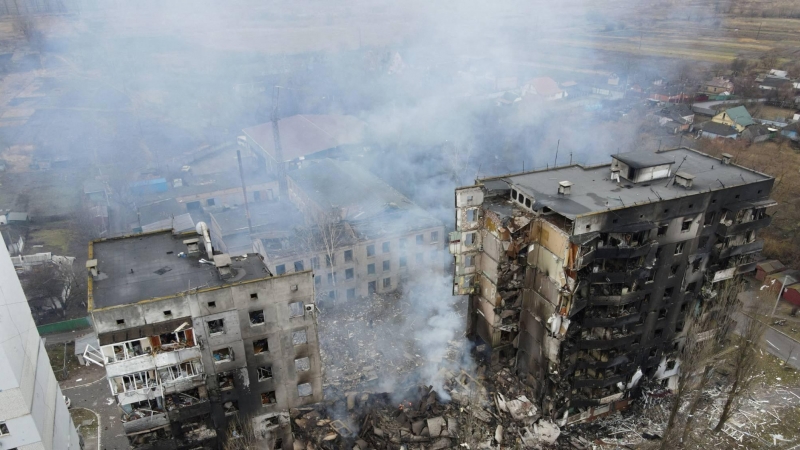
756 22 763 40
771 275 788 317
554 139 560 167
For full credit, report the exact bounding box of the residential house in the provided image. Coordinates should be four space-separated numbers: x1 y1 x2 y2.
755 259 786 281
759 77 793 91
711 106 755 133
257 159 446 301
450 147 775 424
522 77 565 100
648 85 691 103
653 104 695 133
85 229 323 450
241 115 366 175
742 124 775 143
704 77 734 95
697 122 738 140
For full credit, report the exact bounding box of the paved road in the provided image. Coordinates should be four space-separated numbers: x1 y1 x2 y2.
737 289 800 370
62 365 130 450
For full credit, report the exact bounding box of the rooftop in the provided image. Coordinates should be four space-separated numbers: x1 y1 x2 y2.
718 106 756 127
89 231 270 310
699 121 739 136
480 147 772 220
243 114 365 162
613 151 674 169
209 200 303 236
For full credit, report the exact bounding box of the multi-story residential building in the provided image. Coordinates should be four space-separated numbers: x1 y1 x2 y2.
449 148 775 425
84 225 322 450
0 235 82 450
255 159 446 300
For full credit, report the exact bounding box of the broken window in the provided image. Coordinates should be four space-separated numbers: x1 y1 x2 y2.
274 438 283 449
297 383 313 397
383 260 390 271
212 347 233 363
292 329 307 345
681 218 693 232
431 231 439 243
289 302 305 317
674 242 685 255
686 282 697 293
657 223 669 237
217 372 234 390
367 263 375 274
366 245 375 257
382 242 390 253
0 423 9 436
207 319 225 335
670 264 679 276
399 238 407 249
250 310 265 326
257 366 273 381
383 277 391 288
207 198 215 207
345 268 354 279
163 310 172 318
692 258 701 272
325 254 334 267
295 357 310 372
465 255 474 267
466 209 477 222
659 308 667 319
294 261 304 272
465 232 475 246
158 329 194 349
654 329 663 338
224 400 239 416
250 293 258 299
666 360 677 370
416 253 423 263
311 257 320 269
346 288 355 300
399 256 407 268
664 287 674 298
253 338 269 355
704 211 715 225
368 281 376 295
276 264 286 275
416 234 424 245
261 391 277 405
675 321 685 332
344 250 353 262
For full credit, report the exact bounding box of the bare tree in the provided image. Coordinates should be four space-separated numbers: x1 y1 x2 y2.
441 140 474 186
223 414 259 450
729 58 749 77
21 263 64 317
294 208 351 303
713 304 768 432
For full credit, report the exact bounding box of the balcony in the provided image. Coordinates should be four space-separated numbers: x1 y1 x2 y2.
167 399 211 422
594 242 655 260
161 374 205 395
582 312 641 328
716 216 771 237
106 355 156 378
588 289 649 306
587 270 647 285
717 239 763 259
578 333 641 350
572 374 627 389
154 347 202 368
123 411 170 436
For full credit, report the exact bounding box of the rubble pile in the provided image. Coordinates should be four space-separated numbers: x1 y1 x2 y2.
292 367 565 450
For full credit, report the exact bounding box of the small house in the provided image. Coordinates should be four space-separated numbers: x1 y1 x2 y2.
522 77 565 100
756 259 786 281
764 270 800 295
783 283 800 308
711 106 755 133
704 77 734 95
742 124 775 143
696 122 738 140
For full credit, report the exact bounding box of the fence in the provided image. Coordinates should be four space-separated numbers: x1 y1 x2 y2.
37 316 92 335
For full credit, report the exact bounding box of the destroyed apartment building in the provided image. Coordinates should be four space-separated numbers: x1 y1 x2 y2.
83 223 323 450
256 159 446 301
450 148 775 425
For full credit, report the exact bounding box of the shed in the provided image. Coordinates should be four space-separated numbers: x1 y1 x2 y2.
783 284 800 308
7 212 29 222
763 270 800 294
756 259 786 281
74 332 99 366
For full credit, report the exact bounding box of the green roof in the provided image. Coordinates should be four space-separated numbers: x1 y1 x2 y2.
723 106 755 127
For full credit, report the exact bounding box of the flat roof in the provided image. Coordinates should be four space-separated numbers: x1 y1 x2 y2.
612 151 674 169
90 231 270 309
243 114 365 162
482 148 772 220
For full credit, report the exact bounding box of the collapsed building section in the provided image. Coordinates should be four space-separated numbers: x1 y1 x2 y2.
85 224 323 450
450 148 775 425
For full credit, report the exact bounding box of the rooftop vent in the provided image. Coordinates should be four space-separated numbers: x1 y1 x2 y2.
721 153 733 165
610 168 620 183
557 181 573 195
674 171 695 189
215 253 233 280
183 238 200 255
86 259 98 277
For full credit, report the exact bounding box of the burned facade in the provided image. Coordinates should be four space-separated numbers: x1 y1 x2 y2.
84 225 323 450
450 148 774 425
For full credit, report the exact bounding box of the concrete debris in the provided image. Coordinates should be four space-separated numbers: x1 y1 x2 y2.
505 395 539 422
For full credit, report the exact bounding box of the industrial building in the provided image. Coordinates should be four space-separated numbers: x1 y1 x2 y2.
449 148 775 424
84 224 322 449
0 235 82 450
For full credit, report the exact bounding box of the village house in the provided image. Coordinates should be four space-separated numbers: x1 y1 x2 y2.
696 122 739 140
703 77 734 95
711 105 755 133
522 77 565 101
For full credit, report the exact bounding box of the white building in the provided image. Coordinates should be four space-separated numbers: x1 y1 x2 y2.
0 235 82 450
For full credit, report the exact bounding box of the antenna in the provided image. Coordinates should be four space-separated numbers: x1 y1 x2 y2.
649 187 662 200
664 156 688 187
554 139 560 166
716 179 725 188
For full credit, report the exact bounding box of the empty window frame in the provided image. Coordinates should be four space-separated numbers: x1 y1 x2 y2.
367 263 375 274
295 357 310 372
466 208 477 222
0 423 9 436
674 242 685 255
681 218 693 232
382 242 390 253
464 232 475 246
275 264 286 275
366 245 375 257
292 329 307 345
212 347 233 363
297 383 313 397
289 302 304 317
382 260 390 271
345 268 354 279
344 250 353 262
294 260 304 272
368 281 377 295
257 366 273 381
207 319 225 335
217 372 234 390
261 391 277 405
253 338 269 355
249 310 265 326
224 400 239 416
657 223 669 237
383 277 391 288
464 255 474 267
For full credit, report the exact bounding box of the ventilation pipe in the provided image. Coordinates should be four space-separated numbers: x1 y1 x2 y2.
196 222 214 260
558 181 573 195
721 153 732 165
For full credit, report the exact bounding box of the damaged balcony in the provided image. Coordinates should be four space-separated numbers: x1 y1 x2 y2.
715 239 763 259
157 359 204 394
166 388 211 422
581 307 641 328
584 284 650 307
716 215 771 237
572 369 627 389
576 328 642 350
122 405 170 437
179 414 217 445
573 349 637 371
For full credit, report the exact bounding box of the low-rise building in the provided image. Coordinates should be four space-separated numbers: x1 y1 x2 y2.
712 106 755 133
85 227 322 449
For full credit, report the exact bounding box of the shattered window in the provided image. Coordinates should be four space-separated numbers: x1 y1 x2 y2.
276 264 286 275
681 218 693 232
366 245 375 257
207 319 225 335
657 224 669 237
253 338 269 355
289 302 304 317
292 329 307 345
345 268 354 279
217 372 234 390
367 263 375 274
257 366 273 381
212 347 233 363
294 357 310 372
249 310 265 326
297 383 313 397
466 209 476 222
261 391 277 405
